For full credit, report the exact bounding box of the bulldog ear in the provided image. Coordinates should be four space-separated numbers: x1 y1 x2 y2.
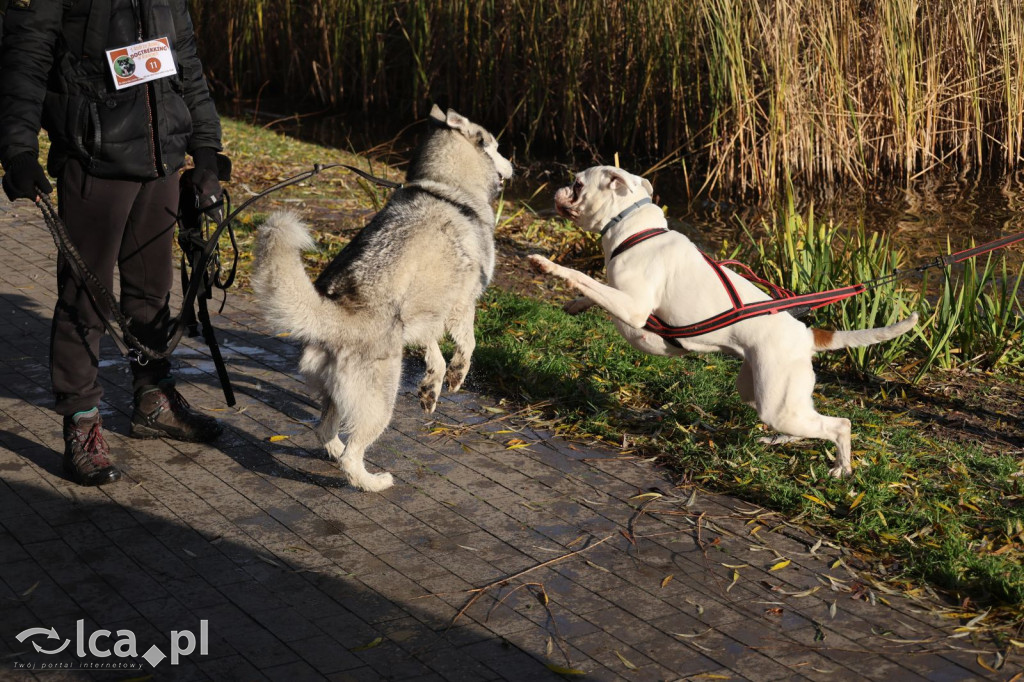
641 178 654 197
606 168 641 196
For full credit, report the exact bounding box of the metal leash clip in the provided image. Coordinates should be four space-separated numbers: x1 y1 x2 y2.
126 348 149 366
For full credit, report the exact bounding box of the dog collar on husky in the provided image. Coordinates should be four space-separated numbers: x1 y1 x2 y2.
599 198 653 237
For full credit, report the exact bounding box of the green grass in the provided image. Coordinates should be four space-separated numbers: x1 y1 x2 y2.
201 114 1024 624
736 192 1024 378
473 287 1024 613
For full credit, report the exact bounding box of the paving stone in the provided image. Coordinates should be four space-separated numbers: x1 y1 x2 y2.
0 208 1007 681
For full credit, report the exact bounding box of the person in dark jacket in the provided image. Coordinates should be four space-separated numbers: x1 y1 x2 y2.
0 0 227 486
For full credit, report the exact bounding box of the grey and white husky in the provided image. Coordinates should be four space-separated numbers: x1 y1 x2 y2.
252 105 514 491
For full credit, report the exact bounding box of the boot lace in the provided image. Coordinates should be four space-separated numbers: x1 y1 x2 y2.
76 423 112 467
162 386 201 420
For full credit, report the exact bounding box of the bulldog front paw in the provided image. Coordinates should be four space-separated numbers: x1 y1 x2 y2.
527 254 558 275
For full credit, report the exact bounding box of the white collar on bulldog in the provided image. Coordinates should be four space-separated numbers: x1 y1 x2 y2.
599 198 653 237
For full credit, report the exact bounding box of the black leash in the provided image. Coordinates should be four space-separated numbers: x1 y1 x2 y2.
35 162 401 404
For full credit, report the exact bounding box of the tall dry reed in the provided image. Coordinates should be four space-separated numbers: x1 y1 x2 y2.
190 0 1024 196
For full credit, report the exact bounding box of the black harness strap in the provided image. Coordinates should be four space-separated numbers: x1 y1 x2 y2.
607 227 868 345
644 284 867 343
609 228 670 259
604 221 1024 346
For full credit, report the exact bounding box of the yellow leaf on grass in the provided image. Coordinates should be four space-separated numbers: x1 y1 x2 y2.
848 491 865 510
802 494 832 510
268 435 289 442
769 559 791 571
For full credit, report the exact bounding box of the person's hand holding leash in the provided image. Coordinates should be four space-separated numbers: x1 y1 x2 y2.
189 148 226 221
2 152 53 201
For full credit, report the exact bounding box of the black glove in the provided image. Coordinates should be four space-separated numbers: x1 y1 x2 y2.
2 152 53 201
190 148 227 218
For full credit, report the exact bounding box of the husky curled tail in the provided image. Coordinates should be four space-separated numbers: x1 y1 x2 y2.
251 211 346 345
251 105 513 493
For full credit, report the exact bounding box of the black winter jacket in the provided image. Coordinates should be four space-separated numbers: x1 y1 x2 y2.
0 0 221 180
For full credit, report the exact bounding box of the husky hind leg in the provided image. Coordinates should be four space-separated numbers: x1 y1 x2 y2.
299 347 346 460
444 304 477 392
418 340 445 413
328 352 403 492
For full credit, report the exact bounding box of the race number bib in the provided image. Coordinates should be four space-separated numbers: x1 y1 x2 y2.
105 37 177 90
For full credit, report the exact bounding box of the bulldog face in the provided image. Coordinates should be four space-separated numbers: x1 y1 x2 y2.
553 166 654 233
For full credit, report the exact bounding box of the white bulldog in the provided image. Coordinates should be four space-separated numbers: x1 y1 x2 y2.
528 165 917 477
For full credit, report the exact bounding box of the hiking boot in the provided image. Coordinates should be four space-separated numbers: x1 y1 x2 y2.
63 410 121 487
130 382 222 443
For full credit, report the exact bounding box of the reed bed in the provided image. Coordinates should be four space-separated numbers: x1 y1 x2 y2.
737 196 1024 377
190 0 1024 196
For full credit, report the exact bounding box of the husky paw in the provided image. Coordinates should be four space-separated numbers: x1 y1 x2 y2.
527 254 557 275
446 361 467 392
349 470 394 493
324 437 346 462
418 386 438 413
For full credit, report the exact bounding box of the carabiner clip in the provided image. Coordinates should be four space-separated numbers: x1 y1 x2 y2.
127 348 149 366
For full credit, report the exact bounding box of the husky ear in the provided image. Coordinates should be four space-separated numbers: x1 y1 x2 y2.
429 104 447 125
444 109 473 134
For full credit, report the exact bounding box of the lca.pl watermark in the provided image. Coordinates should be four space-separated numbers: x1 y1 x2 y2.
12 619 209 671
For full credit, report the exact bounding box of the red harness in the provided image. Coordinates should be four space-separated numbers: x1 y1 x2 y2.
603 206 1024 346
609 228 865 345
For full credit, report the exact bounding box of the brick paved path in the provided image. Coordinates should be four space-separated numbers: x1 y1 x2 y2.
0 200 1015 681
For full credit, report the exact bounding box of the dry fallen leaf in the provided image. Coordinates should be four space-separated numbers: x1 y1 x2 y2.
349 636 383 652
545 663 585 676
614 650 637 670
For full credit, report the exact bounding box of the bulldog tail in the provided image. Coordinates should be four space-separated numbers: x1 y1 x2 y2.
251 210 346 344
811 313 918 351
